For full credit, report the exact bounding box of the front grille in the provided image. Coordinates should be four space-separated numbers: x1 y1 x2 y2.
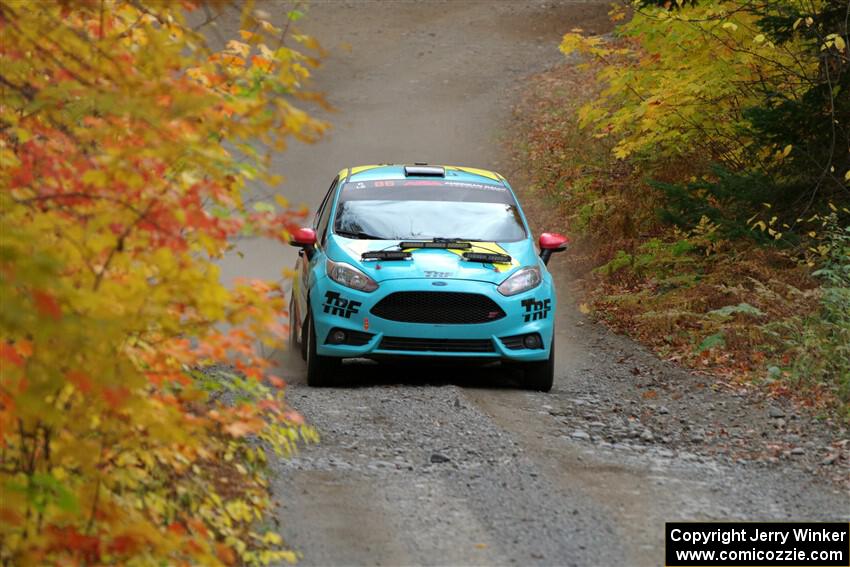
370 291 506 324
378 337 495 353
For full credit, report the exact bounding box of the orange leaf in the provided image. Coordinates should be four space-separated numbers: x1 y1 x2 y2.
102 386 129 409
47 526 101 562
15 340 33 358
0 507 22 525
108 534 141 555
66 370 93 393
33 289 62 320
187 518 209 538
224 419 261 437
283 410 304 425
0 343 24 366
251 55 272 71
216 542 237 565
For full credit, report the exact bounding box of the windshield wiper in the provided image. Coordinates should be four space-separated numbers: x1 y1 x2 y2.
335 229 386 240
399 238 472 249
463 251 512 264
432 237 473 244
361 250 412 261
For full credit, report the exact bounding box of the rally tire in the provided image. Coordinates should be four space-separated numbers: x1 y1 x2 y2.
305 310 341 387
523 337 554 392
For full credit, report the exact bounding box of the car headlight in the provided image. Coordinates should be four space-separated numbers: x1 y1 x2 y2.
326 259 378 292
497 266 541 296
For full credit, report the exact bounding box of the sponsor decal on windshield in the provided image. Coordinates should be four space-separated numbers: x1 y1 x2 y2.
442 181 507 191
347 180 506 191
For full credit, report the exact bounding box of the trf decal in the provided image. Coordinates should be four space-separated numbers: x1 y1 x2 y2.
521 298 551 322
323 291 361 319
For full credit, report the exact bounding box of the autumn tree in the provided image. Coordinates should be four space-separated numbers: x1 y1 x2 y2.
561 0 849 235
1 0 324 564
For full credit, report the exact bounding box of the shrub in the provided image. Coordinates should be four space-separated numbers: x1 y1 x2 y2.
764 217 850 408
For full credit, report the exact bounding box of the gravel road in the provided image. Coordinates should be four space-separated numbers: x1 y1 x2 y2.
211 1 849 565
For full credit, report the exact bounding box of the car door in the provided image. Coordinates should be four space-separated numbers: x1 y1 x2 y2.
295 176 338 328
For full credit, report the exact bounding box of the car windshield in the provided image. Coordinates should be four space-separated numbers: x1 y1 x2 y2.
332 179 527 242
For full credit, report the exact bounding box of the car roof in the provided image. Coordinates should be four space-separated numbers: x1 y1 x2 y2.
336 164 507 186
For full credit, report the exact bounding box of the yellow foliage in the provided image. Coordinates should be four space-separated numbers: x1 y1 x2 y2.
561 1 818 166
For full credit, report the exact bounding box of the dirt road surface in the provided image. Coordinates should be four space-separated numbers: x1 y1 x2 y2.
213 2 849 565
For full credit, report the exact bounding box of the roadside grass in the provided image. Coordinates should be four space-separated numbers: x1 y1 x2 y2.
512 60 849 419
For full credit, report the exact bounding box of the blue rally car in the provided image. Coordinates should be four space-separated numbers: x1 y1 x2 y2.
288 164 568 391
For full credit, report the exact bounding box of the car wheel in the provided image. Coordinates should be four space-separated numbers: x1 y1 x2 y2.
523 336 554 392
305 310 341 387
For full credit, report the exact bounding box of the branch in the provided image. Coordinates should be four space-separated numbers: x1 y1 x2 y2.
0 73 37 101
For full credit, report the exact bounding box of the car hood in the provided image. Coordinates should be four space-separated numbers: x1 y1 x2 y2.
325 236 538 285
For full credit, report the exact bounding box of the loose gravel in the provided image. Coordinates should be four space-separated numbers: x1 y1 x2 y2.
275 376 627 566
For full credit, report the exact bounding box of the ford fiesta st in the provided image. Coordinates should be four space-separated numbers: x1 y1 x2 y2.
288 164 568 391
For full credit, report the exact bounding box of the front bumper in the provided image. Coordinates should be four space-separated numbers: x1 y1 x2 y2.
310 276 555 361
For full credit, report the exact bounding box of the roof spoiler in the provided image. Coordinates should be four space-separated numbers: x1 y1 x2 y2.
404 164 445 177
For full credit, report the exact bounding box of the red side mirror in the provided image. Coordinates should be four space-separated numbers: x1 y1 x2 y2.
538 232 569 265
539 232 569 250
290 227 317 247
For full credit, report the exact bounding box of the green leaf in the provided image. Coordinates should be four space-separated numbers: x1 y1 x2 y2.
28 473 79 513
252 201 275 213
696 332 725 353
708 303 765 318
